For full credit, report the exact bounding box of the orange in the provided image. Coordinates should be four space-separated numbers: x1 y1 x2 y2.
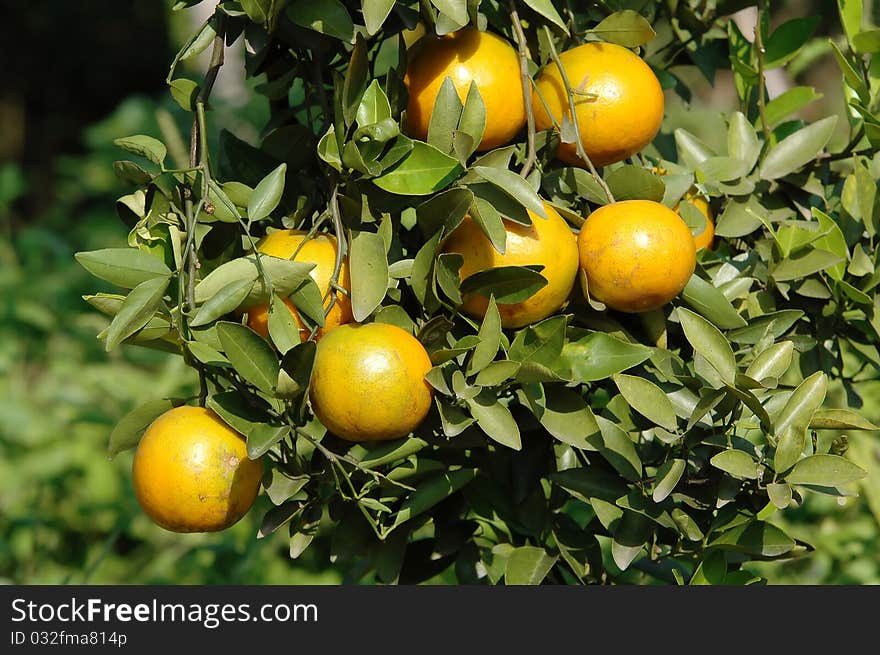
132 406 263 533
577 200 695 313
532 42 664 167
404 28 526 151
309 323 433 442
244 230 352 341
442 202 579 328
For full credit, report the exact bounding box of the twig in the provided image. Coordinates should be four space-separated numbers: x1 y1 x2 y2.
510 1 537 179
323 184 347 320
754 1 772 145
543 26 615 204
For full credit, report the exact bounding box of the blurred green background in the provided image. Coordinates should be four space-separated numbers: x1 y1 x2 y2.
1 1 878 585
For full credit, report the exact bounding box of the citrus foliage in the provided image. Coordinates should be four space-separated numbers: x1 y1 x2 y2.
78 0 880 584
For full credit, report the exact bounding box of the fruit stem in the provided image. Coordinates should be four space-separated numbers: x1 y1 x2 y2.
312 183 346 341
509 1 537 179
542 26 615 205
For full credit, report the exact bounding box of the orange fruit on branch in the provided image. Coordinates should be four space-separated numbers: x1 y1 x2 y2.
577 200 695 313
441 202 579 328
243 230 352 341
309 323 434 442
404 27 526 151
532 42 664 167
132 406 263 533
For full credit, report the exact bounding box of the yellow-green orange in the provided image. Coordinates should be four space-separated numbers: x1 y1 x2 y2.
309 323 433 442
132 406 263 533
577 200 695 313
404 28 525 151
243 230 352 340
442 202 579 328
532 42 664 167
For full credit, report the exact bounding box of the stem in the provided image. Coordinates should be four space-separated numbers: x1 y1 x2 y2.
543 26 615 204
754 1 772 145
322 184 347 322
510 1 537 179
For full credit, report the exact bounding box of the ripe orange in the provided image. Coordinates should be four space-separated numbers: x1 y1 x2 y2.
532 42 664 167
244 230 352 341
132 406 263 533
404 28 526 151
442 202 579 328
309 323 433 442
577 200 695 313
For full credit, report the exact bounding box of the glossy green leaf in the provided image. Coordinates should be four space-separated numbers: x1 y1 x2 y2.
362 0 395 35
653 459 686 503
774 371 827 438
104 276 170 351
786 455 866 487
505 546 558 585
710 449 758 479
108 398 182 458
560 332 653 382
677 308 736 385
75 248 172 289
467 390 522 450
190 278 254 327
459 265 547 304
590 10 656 48
759 116 838 180
113 134 167 166
216 321 280 394
349 231 389 322
809 409 880 430
468 296 502 374
613 374 677 431
681 275 747 330
373 141 463 195
522 0 567 31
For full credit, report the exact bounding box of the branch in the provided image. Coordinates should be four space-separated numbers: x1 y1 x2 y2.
510 1 537 179
543 26 615 204
754 1 772 145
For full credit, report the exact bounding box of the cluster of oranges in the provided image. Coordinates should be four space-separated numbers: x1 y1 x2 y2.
132 27 715 533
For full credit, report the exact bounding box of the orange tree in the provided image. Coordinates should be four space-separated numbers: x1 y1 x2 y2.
77 0 880 584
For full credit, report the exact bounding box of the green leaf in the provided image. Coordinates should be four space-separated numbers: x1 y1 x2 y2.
349 231 389 322
674 129 715 168
390 468 478 531
521 0 567 31
216 321 280 394
474 360 520 387
75 248 172 289
467 390 522 450
774 427 805 475
810 409 880 430
519 383 600 449
764 87 823 128
595 417 642 481
427 76 463 155
190 278 254 328
604 165 665 202
113 135 166 166
505 547 558 585
681 275 747 330
551 467 628 503
590 10 656 48
469 195 507 253
108 398 182 458
431 0 467 24
838 0 864 44
653 459 686 503
194 255 314 306
786 455 867 487
362 0 395 35
560 332 653 382
764 17 819 69
169 78 199 112
710 449 758 480
853 28 880 53
356 79 392 126
677 308 737 385
248 163 287 222
727 112 760 172
774 371 827 438
436 253 463 304
508 316 566 377
710 521 795 558
104 276 170 351
267 293 301 354
457 82 487 160
613 374 677 431
830 40 870 103
470 166 547 218
728 310 803 345
759 116 838 180
113 161 153 186
467 296 502 374
745 341 794 383
287 0 355 41
279 341 317 400
459 265 548 304
372 141 463 195
767 483 793 509
811 208 849 281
